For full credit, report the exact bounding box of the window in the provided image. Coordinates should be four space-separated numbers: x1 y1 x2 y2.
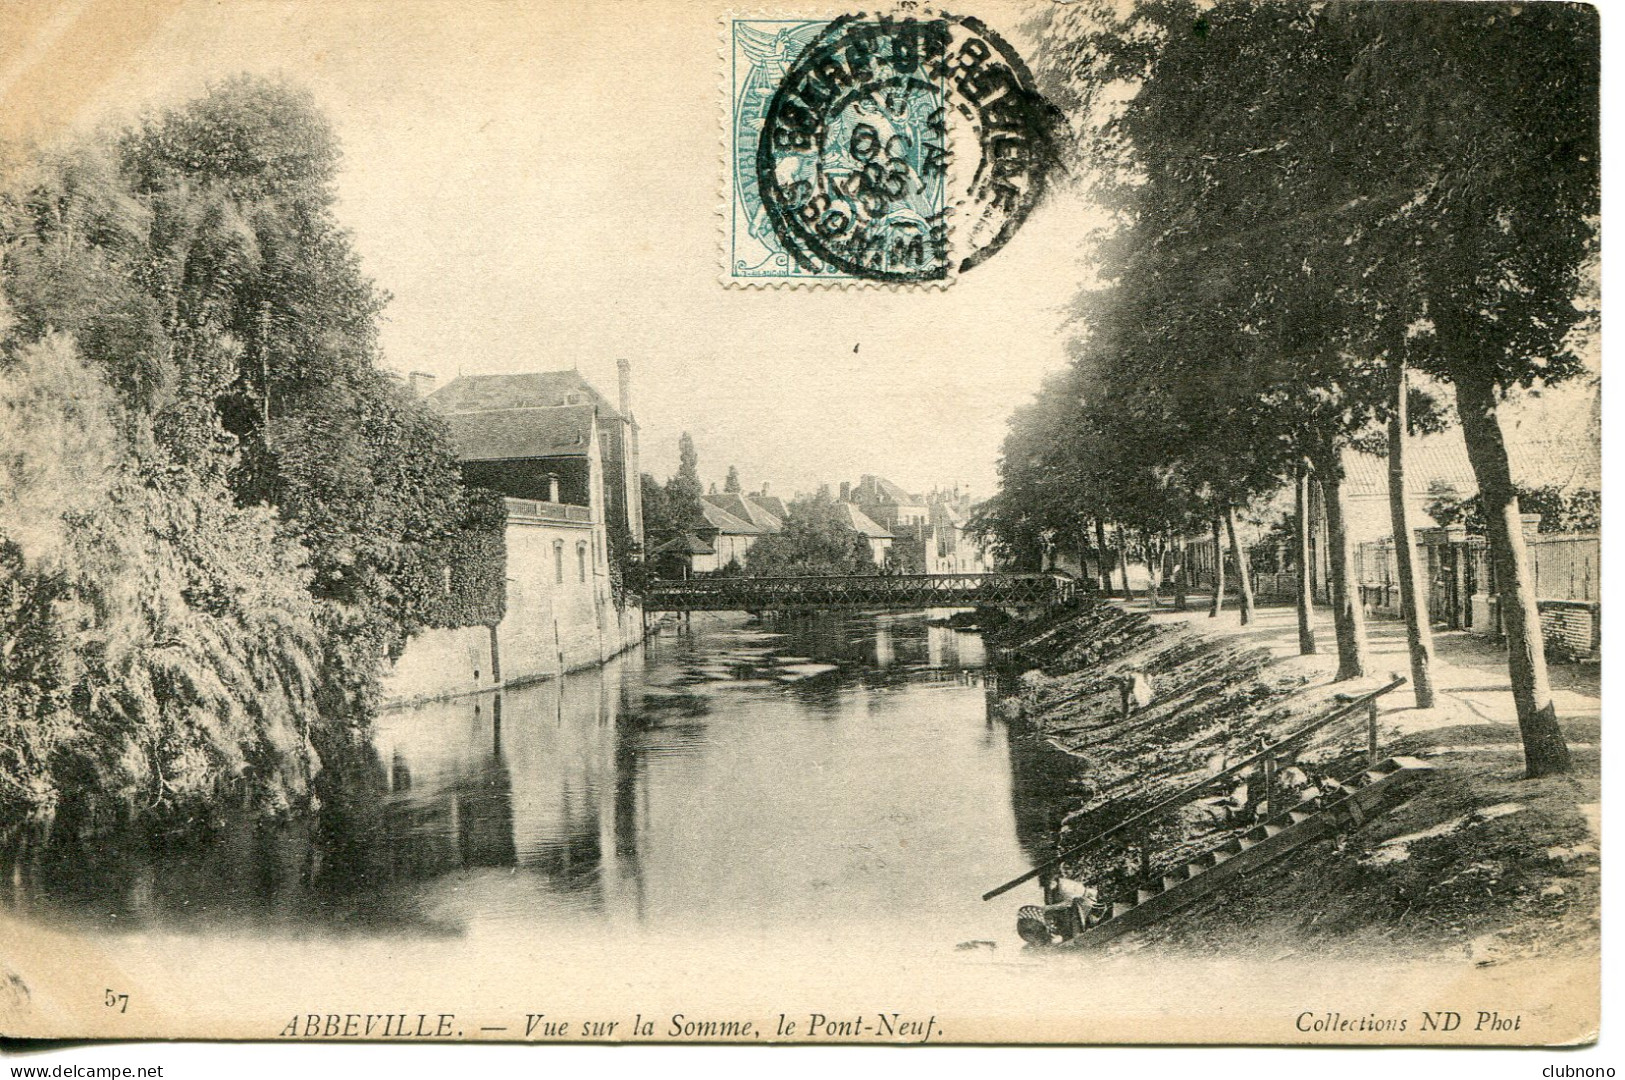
554 540 564 583
577 542 588 582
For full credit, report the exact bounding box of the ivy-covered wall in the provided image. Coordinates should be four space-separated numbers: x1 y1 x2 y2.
425 487 508 630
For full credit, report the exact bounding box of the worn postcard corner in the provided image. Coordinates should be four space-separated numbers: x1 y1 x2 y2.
0 0 1602 1052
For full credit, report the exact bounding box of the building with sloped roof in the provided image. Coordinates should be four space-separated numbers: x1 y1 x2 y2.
1181 380 1602 630
651 532 716 579
437 403 600 505
382 365 646 705
695 500 764 570
831 501 894 565
749 489 789 520
704 491 783 534
848 474 929 534
834 474 992 571
1340 379 1601 547
924 499 991 574
426 363 643 545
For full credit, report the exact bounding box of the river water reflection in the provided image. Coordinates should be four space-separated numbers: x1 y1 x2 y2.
10 613 1080 949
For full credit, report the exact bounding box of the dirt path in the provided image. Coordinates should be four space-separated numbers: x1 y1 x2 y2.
1138 598 1599 736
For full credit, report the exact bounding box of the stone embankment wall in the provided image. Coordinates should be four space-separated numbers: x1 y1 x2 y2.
382 513 645 705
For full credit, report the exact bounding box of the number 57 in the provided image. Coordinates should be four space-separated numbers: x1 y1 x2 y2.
104 989 129 1013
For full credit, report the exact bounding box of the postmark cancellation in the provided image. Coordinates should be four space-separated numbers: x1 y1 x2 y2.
723 9 1057 286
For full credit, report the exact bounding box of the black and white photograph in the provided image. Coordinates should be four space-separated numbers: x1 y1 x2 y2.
0 0 1606 1060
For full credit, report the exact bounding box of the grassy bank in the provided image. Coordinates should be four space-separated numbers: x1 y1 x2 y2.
988 598 1600 963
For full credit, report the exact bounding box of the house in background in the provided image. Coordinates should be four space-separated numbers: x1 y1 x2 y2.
704 491 783 535
643 488 789 577
695 499 766 569
926 498 991 574
1335 378 1598 560
651 532 716 579
1341 382 1600 654
1182 380 1601 658
832 501 894 565
848 474 929 534
748 486 788 521
836 474 990 573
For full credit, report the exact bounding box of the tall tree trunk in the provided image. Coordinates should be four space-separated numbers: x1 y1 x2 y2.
1208 515 1225 618
1388 360 1436 709
1094 518 1114 597
1309 478 1324 603
1145 533 1163 609
1454 375 1571 777
1295 463 1318 655
1116 524 1134 600
259 301 273 432
1317 451 1369 680
1223 506 1255 626
1174 537 1189 612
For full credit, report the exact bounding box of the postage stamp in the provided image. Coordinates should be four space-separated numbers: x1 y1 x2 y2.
725 10 1057 286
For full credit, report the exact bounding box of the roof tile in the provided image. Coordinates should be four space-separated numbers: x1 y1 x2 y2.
428 371 621 421
441 406 595 462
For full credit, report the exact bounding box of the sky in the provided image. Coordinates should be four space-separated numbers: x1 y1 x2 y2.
3 0 1098 500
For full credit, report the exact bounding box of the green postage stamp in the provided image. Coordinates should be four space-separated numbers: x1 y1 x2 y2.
724 11 1055 286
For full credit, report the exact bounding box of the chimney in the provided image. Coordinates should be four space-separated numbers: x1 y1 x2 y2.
408 371 437 398
760 482 770 496
839 481 851 502
617 359 632 418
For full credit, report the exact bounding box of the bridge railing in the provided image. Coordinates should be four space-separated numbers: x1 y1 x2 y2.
643 571 1075 611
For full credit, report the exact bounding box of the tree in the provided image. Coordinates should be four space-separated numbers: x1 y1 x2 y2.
1294 463 1316 655
973 368 1097 572
639 472 673 544
1428 483 1600 536
1218 1 1592 766
663 432 705 532
724 465 742 493
1037 0 1596 774
1387 359 1435 708
104 74 475 650
1281 3 1594 728
744 492 874 576
0 74 502 825
1056 4 1383 661
966 491 1047 572
0 320 333 826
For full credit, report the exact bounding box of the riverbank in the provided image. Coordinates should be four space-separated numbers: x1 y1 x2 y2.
988 596 1600 965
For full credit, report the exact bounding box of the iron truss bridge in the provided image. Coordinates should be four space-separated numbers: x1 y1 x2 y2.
642 572 1077 612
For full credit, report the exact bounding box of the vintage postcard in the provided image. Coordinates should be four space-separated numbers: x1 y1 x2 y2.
0 0 1603 1052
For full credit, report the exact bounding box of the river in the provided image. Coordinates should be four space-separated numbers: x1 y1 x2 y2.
6 611 1079 955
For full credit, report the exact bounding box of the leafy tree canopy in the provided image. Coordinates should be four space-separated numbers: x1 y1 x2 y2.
745 491 876 577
